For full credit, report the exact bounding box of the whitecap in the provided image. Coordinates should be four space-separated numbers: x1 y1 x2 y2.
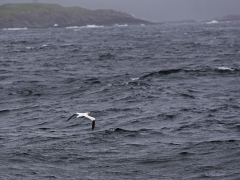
26 46 34 50
66 25 104 29
3 27 28 31
66 26 79 29
85 25 104 28
217 67 234 71
131 78 139 81
206 20 218 24
40 44 48 48
115 24 128 27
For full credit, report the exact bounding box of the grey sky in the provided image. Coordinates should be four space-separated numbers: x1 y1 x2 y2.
0 0 240 22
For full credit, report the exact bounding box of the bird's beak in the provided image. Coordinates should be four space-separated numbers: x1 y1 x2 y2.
87 112 90 115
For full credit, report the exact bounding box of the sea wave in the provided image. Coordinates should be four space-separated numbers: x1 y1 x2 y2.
206 20 219 24
66 25 104 29
1 22 240 180
2 27 28 30
140 66 238 79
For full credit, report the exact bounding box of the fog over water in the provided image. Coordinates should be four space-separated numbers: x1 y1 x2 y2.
0 0 240 22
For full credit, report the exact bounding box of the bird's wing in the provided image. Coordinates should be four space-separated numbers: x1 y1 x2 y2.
92 120 95 131
66 114 77 121
84 114 96 121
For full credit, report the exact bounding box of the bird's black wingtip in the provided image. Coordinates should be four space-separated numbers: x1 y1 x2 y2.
66 114 76 122
92 120 95 131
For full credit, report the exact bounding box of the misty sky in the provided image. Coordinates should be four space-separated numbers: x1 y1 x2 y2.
0 0 240 22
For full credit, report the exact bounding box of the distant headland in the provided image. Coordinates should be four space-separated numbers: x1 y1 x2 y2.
214 15 240 22
0 3 153 28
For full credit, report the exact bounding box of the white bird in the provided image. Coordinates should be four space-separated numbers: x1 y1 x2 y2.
66 112 96 130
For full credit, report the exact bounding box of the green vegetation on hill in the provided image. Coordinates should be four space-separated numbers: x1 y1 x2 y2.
0 3 151 28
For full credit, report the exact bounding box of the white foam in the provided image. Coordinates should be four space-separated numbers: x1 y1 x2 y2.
131 78 139 81
85 25 104 28
26 46 34 50
206 20 218 24
66 26 79 29
66 25 104 29
3 27 28 30
217 67 234 71
115 24 128 27
40 44 48 48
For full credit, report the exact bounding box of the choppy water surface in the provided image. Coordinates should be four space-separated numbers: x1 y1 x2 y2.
1 22 240 179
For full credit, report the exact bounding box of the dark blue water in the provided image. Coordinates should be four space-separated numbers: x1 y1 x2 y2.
1 22 240 179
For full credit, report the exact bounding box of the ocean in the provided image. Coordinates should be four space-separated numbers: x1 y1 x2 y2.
0 22 240 179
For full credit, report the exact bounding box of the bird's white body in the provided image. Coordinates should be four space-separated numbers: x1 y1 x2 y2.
67 112 96 130
75 112 95 121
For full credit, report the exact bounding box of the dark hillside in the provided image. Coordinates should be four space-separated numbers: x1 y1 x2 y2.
0 3 152 28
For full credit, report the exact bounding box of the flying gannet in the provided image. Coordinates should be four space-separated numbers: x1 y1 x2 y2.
67 112 96 130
